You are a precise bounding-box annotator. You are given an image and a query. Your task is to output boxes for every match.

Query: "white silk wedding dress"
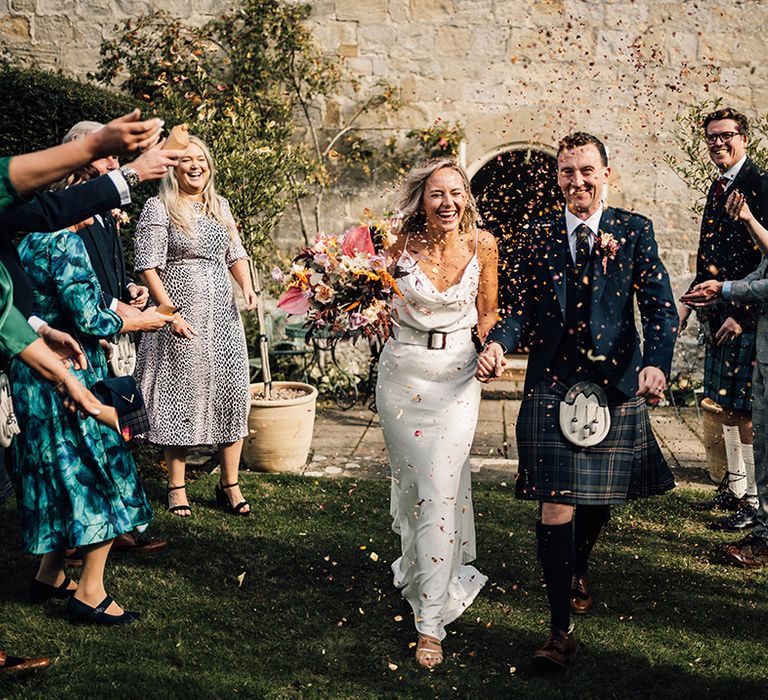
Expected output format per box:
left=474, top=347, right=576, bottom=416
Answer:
left=376, top=240, right=487, bottom=642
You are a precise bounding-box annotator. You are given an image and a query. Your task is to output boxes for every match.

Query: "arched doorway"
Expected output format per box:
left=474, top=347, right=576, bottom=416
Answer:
left=470, top=147, right=562, bottom=332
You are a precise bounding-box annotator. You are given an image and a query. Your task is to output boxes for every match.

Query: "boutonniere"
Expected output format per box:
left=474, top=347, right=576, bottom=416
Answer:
left=597, top=232, right=620, bottom=273
left=111, top=208, right=131, bottom=229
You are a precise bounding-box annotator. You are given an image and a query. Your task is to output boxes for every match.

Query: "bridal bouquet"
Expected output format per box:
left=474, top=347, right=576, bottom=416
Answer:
left=275, top=213, right=402, bottom=341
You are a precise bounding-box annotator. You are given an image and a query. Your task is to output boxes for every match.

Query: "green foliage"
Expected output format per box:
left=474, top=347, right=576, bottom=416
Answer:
left=91, top=1, right=341, bottom=255
left=328, top=119, right=467, bottom=190
left=406, top=120, right=465, bottom=159
left=664, top=98, right=768, bottom=214
left=0, top=64, right=135, bottom=154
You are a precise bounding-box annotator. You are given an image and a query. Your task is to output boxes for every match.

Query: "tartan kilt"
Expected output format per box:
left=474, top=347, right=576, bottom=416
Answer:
left=702, top=330, right=755, bottom=412
left=515, top=381, right=675, bottom=505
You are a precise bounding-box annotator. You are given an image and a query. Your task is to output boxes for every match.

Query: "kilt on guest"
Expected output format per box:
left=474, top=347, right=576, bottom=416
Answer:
left=681, top=108, right=768, bottom=528
left=477, top=132, right=678, bottom=670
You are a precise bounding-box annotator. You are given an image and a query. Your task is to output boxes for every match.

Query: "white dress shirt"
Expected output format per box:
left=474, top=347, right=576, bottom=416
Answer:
left=565, top=206, right=603, bottom=263
left=719, top=154, right=747, bottom=193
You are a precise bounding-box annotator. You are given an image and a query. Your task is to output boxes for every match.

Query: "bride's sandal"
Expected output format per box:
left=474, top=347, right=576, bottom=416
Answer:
left=415, top=634, right=443, bottom=669
left=167, top=484, right=191, bottom=517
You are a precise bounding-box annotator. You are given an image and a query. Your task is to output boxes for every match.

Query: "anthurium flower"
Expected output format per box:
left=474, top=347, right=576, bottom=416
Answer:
left=277, top=285, right=312, bottom=315
left=341, top=226, right=375, bottom=257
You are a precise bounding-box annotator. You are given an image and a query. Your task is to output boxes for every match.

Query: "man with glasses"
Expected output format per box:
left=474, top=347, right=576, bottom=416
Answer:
left=682, top=108, right=768, bottom=530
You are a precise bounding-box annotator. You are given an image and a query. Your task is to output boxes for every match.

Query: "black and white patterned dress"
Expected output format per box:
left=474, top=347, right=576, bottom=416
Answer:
left=133, top=196, right=250, bottom=446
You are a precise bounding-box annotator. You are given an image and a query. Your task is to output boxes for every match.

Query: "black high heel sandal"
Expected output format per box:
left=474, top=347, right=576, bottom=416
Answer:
left=215, top=481, right=250, bottom=516
left=167, top=483, right=192, bottom=516
left=29, top=576, right=76, bottom=604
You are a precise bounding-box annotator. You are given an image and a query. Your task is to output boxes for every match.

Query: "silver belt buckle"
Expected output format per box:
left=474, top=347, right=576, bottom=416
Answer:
left=427, top=330, right=447, bottom=350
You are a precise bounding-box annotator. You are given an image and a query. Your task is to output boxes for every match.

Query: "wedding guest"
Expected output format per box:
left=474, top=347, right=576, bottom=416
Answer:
left=133, top=136, right=256, bottom=517
left=12, top=219, right=172, bottom=625
left=0, top=137, right=181, bottom=559
left=683, top=189, right=768, bottom=568
left=376, top=158, right=498, bottom=668
left=0, top=121, right=159, bottom=645
left=682, top=108, right=768, bottom=528
left=478, top=132, right=677, bottom=670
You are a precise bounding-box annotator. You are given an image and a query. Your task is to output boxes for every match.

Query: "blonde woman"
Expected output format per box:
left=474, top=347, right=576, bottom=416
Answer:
left=134, top=137, right=257, bottom=516
left=376, top=159, right=499, bottom=668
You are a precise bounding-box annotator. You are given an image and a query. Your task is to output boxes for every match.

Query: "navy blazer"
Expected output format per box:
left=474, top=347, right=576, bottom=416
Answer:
left=487, top=207, right=678, bottom=396
left=0, top=175, right=121, bottom=316
left=75, top=212, right=131, bottom=307
left=690, top=156, right=768, bottom=331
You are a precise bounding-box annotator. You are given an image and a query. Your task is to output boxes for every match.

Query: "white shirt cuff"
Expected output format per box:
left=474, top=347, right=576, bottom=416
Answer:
left=722, top=281, right=733, bottom=300
left=107, top=170, right=132, bottom=206
left=28, top=316, right=47, bottom=333
left=109, top=297, right=119, bottom=311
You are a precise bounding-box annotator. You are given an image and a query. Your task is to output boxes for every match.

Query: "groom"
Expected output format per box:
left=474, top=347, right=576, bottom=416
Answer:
left=477, top=132, right=678, bottom=669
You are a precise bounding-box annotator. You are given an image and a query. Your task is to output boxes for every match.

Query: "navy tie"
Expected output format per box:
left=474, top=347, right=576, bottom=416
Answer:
left=574, top=223, right=591, bottom=275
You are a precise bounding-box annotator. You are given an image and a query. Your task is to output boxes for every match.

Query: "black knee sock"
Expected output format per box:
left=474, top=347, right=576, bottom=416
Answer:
left=574, top=505, right=611, bottom=575
left=536, top=520, right=574, bottom=633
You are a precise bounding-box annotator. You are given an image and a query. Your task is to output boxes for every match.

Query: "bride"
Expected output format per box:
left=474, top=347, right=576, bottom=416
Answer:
left=377, top=158, right=499, bottom=668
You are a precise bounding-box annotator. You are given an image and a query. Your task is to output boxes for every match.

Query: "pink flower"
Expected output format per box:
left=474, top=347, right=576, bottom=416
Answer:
left=341, top=226, right=375, bottom=257
left=277, top=286, right=311, bottom=315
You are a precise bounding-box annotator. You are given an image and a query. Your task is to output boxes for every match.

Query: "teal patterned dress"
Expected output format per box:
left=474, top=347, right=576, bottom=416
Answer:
left=10, top=229, right=153, bottom=555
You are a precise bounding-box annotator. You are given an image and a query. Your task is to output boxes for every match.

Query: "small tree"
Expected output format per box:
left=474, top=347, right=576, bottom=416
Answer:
left=92, top=1, right=401, bottom=397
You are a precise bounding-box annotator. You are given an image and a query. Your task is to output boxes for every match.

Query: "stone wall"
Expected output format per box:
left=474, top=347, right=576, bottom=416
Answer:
left=0, top=1, right=233, bottom=74
left=3, top=0, right=768, bottom=294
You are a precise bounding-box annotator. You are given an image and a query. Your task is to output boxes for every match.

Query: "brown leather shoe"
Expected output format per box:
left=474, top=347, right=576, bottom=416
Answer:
left=111, top=532, right=169, bottom=554
left=719, top=534, right=768, bottom=568
left=0, top=649, right=50, bottom=674
left=532, top=628, right=577, bottom=670
left=570, top=574, right=593, bottom=614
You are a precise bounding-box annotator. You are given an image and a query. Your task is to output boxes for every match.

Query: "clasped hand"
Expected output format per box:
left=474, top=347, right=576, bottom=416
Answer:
left=475, top=342, right=506, bottom=383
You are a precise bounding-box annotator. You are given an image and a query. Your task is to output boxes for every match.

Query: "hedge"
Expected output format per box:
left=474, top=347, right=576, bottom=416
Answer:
left=0, top=65, right=139, bottom=154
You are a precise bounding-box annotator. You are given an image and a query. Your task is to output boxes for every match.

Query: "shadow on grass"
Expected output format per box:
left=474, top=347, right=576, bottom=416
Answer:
left=1, top=477, right=767, bottom=698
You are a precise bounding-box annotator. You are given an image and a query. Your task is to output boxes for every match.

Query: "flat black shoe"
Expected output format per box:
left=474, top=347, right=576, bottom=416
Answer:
left=215, top=481, right=250, bottom=516
left=691, top=489, right=741, bottom=512
left=67, top=596, right=140, bottom=626
left=708, top=505, right=757, bottom=531
left=29, top=576, right=76, bottom=604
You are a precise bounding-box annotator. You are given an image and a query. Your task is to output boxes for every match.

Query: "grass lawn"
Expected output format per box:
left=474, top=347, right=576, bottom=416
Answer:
left=1, top=473, right=767, bottom=699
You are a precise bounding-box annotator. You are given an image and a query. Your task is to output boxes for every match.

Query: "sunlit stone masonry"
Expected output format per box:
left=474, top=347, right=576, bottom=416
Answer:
left=4, top=0, right=768, bottom=293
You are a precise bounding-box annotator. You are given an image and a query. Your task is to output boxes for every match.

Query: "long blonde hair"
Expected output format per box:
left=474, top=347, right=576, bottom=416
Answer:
left=158, top=136, right=238, bottom=239
left=396, top=158, right=480, bottom=237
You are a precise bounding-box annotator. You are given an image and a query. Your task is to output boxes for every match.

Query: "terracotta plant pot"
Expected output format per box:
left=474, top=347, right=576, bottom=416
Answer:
left=242, top=381, right=318, bottom=473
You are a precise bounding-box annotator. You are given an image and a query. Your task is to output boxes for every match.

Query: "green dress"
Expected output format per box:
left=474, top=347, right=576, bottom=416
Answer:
left=0, top=156, right=38, bottom=358
left=11, top=229, right=153, bottom=555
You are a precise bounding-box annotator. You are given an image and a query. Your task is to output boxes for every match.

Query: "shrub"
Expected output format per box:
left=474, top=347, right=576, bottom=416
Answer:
left=0, top=64, right=136, bottom=154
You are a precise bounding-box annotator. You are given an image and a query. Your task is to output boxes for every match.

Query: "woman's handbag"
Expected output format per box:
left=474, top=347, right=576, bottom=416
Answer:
left=109, top=333, right=137, bottom=377
left=558, top=381, right=611, bottom=448
left=91, top=374, right=150, bottom=441
left=0, top=371, right=20, bottom=447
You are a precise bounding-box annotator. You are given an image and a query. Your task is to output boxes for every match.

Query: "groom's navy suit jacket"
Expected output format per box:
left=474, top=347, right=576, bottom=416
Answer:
left=487, top=207, right=678, bottom=397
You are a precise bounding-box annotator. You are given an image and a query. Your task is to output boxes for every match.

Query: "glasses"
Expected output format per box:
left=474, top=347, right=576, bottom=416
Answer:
left=705, top=131, right=741, bottom=145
